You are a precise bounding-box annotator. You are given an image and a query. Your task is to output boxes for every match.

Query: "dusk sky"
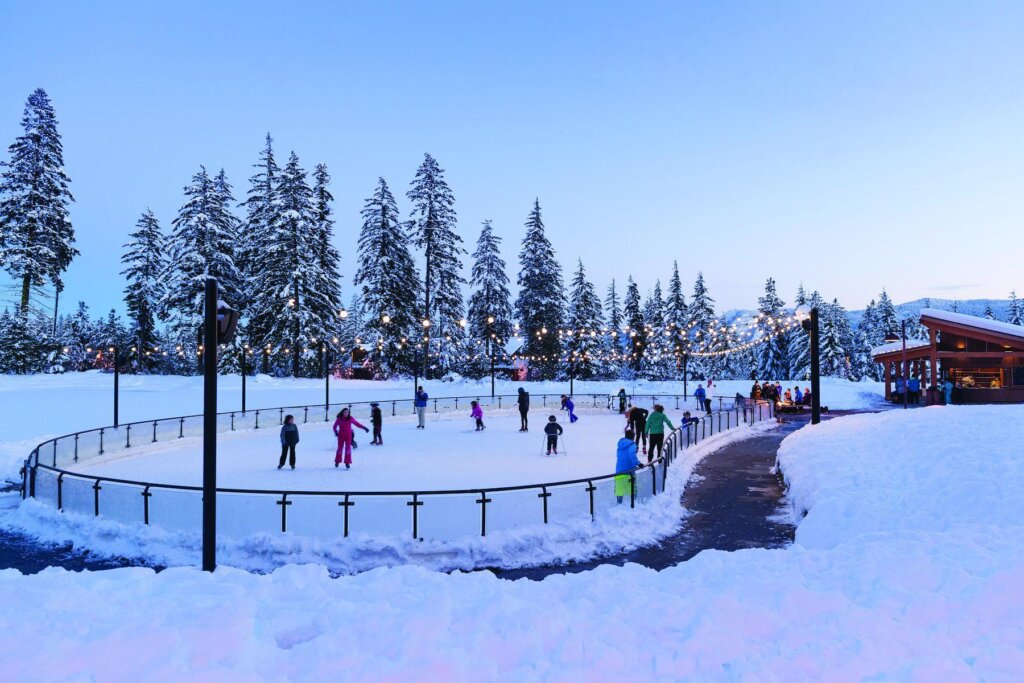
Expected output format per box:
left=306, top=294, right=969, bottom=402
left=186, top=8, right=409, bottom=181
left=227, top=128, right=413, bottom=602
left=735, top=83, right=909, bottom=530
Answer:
left=2, top=0, right=1022, bottom=316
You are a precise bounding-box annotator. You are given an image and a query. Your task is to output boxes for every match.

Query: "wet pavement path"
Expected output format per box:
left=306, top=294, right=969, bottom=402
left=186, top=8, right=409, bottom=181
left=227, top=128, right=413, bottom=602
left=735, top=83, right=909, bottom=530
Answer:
left=494, top=414, right=842, bottom=580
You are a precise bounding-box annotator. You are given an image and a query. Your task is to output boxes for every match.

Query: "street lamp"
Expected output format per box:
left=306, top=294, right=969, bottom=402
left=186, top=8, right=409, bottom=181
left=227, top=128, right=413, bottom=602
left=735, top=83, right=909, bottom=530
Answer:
left=883, top=321, right=908, bottom=410
left=486, top=315, right=496, bottom=398
left=794, top=305, right=821, bottom=425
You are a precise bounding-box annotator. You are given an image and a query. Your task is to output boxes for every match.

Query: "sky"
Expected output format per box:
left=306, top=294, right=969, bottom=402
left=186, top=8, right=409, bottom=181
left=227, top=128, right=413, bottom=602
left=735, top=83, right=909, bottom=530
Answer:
left=1, top=0, right=1022, bottom=318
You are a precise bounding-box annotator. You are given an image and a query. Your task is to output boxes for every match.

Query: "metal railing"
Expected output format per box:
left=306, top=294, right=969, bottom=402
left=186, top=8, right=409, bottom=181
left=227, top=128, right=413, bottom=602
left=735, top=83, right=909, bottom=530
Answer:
left=21, top=394, right=774, bottom=542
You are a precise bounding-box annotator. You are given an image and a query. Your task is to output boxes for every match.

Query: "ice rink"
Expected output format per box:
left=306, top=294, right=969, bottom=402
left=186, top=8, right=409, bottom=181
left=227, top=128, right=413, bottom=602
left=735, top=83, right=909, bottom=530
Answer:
left=68, top=407, right=668, bottom=491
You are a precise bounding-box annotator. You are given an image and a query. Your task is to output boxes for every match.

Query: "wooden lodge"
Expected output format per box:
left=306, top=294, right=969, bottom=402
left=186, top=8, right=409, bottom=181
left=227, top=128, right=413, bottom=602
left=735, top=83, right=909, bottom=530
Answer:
left=872, top=308, right=1024, bottom=404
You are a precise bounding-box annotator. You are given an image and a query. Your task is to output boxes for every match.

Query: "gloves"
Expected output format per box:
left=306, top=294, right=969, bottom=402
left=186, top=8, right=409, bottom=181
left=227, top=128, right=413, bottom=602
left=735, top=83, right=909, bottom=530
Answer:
left=363, top=427, right=369, bottom=433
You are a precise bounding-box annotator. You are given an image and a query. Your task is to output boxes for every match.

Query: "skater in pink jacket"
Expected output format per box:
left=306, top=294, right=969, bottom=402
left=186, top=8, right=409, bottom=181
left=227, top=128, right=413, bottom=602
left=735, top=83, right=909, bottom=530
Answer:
left=470, top=400, right=485, bottom=431
left=333, top=408, right=369, bottom=469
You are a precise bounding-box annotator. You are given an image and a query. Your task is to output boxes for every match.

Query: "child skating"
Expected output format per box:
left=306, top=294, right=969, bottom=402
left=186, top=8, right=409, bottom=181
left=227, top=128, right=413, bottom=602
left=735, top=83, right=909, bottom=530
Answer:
left=333, top=407, right=369, bottom=469
left=370, top=402, right=383, bottom=445
left=615, top=429, right=641, bottom=503
left=560, top=394, right=578, bottom=424
left=471, top=400, right=486, bottom=431
left=544, top=415, right=563, bottom=455
left=277, top=414, right=299, bottom=469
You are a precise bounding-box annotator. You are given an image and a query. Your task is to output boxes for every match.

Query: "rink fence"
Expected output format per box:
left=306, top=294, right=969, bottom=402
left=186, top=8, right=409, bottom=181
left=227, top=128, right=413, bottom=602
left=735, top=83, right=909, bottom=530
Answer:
left=21, top=393, right=773, bottom=542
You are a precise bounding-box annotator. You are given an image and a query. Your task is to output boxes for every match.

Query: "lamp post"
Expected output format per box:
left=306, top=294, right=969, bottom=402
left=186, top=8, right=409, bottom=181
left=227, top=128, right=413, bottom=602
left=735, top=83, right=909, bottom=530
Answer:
left=795, top=305, right=821, bottom=425
left=241, top=345, right=248, bottom=413
left=884, top=321, right=909, bottom=410
left=487, top=315, right=496, bottom=398
left=323, top=344, right=330, bottom=413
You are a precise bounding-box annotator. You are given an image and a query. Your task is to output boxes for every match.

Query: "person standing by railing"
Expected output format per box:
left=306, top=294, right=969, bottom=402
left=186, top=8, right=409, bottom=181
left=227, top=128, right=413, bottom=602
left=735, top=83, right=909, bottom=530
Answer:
left=694, top=383, right=706, bottom=412
left=704, top=379, right=715, bottom=415
left=615, top=429, right=640, bottom=503
left=277, top=414, right=299, bottom=470
left=415, top=386, right=428, bottom=429
left=644, top=404, right=675, bottom=463
left=370, top=403, right=383, bottom=445
left=627, top=404, right=648, bottom=455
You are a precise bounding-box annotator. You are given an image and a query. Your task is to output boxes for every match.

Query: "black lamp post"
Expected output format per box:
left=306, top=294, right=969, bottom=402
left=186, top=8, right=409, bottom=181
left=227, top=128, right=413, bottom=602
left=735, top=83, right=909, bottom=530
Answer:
left=795, top=305, right=821, bottom=425
left=112, top=345, right=120, bottom=427
left=486, top=315, right=496, bottom=398
left=240, top=345, right=248, bottom=414
left=884, top=321, right=908, bottom=410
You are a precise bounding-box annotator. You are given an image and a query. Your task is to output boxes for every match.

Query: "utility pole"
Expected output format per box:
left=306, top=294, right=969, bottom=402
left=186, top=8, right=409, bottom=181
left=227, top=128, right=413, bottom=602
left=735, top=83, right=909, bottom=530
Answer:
left=202, top=278, right=218, bottom=572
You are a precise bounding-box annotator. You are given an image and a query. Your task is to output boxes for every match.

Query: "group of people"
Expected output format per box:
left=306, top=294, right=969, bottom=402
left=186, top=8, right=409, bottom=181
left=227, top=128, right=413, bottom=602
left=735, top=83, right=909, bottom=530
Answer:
left=750, top=380, right=812, bottom=407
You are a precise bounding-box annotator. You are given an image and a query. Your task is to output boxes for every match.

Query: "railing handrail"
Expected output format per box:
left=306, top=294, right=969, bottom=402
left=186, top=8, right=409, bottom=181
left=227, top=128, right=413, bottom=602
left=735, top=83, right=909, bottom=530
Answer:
left=23, top=394, right=771, bottom=499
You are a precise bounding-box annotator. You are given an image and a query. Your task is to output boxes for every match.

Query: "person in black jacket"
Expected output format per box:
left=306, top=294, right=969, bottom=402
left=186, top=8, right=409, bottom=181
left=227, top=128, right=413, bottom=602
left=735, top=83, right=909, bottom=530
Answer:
left=370, top=403, right=383, bottom=445
left=278, top=414, right=299, bottom=469
left=628, top=404, right=649, bottom=454
left=517, top=387, right=530, bottom=431
left=544, top=415, right=563, bottom=455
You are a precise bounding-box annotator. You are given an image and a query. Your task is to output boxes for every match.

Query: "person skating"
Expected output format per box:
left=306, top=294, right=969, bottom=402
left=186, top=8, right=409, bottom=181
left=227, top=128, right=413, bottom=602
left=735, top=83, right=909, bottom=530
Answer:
left=370, top=402, right=383, bottom=445
left=517, top=387, right=530, bottom=431
left=560, top=394, right=578, bottom=423
left=628, top=403, right=649, bottom=454
left=278, top=414, right=299, bottom=470
left=544, top=415, right=563, bottom=455
left=471, top=400, right=486, bottom=431
left=415, top=386, right=428, bottom=429
left=694, top=383, right=706, bottom=412
left=615, top=429, right=641, bottom=503
left=704, top=379, right=715, bottom=415
left=644, top=404, right=675, bottom=463
left=333, top=408, right=369, bottom=469
left=617, top=388, right=628, bottom=414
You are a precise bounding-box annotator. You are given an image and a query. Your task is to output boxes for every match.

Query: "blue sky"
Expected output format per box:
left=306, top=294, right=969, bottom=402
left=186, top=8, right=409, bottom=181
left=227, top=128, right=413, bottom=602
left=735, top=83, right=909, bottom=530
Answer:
left=1, top=1, right=1022, bottom=316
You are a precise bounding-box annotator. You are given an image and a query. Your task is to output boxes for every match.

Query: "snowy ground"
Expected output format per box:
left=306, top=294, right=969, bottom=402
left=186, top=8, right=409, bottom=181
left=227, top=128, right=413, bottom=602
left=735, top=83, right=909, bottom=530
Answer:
left=1, top=404, right=1022, bottom=680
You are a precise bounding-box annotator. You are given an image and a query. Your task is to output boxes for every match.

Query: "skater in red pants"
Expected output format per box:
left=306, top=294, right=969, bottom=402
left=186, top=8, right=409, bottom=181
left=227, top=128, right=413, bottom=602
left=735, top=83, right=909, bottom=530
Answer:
left=333, top=408, right=369, bottom=469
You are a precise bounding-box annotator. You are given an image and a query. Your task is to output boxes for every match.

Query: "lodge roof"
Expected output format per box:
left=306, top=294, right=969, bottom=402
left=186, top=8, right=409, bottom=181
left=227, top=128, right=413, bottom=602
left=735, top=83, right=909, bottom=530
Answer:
left=919, top=308, right=1024, bottom=341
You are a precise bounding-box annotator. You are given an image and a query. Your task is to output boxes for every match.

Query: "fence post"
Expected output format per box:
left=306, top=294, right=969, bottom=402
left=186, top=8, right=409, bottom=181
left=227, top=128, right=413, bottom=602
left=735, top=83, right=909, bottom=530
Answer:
left=179, top=418, right=185, bottom=438
left=538, top=486, right=550, bottom=523
left=407, top=494, right=423, bottom=539
left=93, top=479, right=102, bottom=516
left=142, top=485, right=152, bottom=524
left=277, top=493, right=292, bottom=532
left=231, top=413, right=235, bottom=431
left=99, top=428, right=105, bottom=455
left=630, top=472, right=636, bottom=508
left=476, top=491, right=492, bottom=536
left=74, top=433, right=79, bottom=462
left=255, top=410, right=260, bottom=430
left=125, top=425, right=132, bottom=449
left=152, top=421, right=158, bottom=443
left=392, top=401, right=396, bottom=417
left=586, top=480, right=596, bottom=519
left=338, top=495, right=354, bottom=537
left=57, top=472, right=64, bottom=510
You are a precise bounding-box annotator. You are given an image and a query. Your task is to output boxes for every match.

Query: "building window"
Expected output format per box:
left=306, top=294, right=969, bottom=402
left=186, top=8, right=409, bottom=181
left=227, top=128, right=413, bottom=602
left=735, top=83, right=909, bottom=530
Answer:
left=1013, top=367, right=1024, bottom=387
left=950, top=368, right=1004, bottom=389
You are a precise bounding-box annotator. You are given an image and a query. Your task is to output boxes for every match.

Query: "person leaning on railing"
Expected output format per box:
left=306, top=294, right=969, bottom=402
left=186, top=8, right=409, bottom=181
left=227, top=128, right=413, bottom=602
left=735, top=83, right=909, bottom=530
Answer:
left=644, top=404, right=675, bottom=464
left=615, top=429, right=641, bottom=503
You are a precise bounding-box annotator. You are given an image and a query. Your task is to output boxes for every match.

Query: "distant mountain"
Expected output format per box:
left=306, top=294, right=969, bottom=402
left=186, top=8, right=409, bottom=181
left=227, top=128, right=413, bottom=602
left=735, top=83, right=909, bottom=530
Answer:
left=847, top=298, right=1011, bottom=329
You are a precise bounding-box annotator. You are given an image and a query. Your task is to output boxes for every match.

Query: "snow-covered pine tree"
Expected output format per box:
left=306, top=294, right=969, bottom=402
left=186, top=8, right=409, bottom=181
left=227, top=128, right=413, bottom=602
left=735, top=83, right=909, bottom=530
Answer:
left=237, top=134, right=280, bottom=356
left=875, top=290, right=899, bottom=339
left=466, top=220, right=514, bottom=380
left=664, top=262, right=689, bottom=379
left=1009, top=291, right=1024, bottom=326
left=353, top=178, right=421, bottom=377
left=0, top=89, right=76, bottom=315
left=787, top=284, right=810, bottom=380
left=984, top=304, right=996, bottom=320
left=755, top=277, right=789, bottom=380
left=120, top=209, right=166, bottom=373
left=564, top=259, right=606, bottom=380
left=605, top=280, right=622, bottom=331
left=641, top=281, right=672, bottom=379
left=247, top=152, right=323, bottom=377
left=0, top=308, right=47, bottom=374
left=855, top=299, right=882, bottom=380
left=337, top=292, right=365, bottom=370
left=308, top=162, right=343, bottom=376
left=407, top=153, right=465, bottom=378
left=515, top=199, right=564, bottom=379
left=603, top=279, right=624, bottom=375
left=687, top=272, right=716, bottom=378
left=820, top=301, right=849, bottom=378
left=162, top=166, right=243, bottom=372
left=622, top=277, right=644, bottom=376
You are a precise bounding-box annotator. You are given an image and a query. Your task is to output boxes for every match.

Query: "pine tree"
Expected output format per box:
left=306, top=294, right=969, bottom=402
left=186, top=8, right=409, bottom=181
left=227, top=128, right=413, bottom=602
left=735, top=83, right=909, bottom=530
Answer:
left=0, top=89, right=76, bottom=314
left=665, top=262, right=689, bottom=379
left=855, top=299, right=882, bottom=380
left=120, top=209, right=165, bottom=373
left=0, top=308, right=47, bottom=374
left=820, top=301, right=849, bottom=378
left=238, top=134, right=280, bottom=355
left=466, top=220, right=514, bottom=380
left=353, top=178, right=421, bottom=376
left=162, top=166, right=243, bottom=371
left=787, top=284, right=810, bottom=381
left=984, top=304, right=996, bottom=320
left=605, top=279, right=622, bottom=331
left=756, top=277, right=789, bottom=380
left=687, top=272, right=716, bottom=378
left=641, top=281, right=673, bottom=379
left=876, top=290, right=899, bottom=339
left=1009, top=291, right=1023, bottom=326
left=622, top=277, right=644, bottom=376
left=514, top=199, right=564, bottom=378
left=309, top=162, right=343, bottom=376
left=407, top=153, right=464, bottom=378
left=564, top=259, right=606, bottom=380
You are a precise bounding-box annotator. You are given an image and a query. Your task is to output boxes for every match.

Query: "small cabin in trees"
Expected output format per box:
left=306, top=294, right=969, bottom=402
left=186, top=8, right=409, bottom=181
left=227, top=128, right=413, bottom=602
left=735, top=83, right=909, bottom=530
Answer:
left=873, top=308, right=1024, bottom=403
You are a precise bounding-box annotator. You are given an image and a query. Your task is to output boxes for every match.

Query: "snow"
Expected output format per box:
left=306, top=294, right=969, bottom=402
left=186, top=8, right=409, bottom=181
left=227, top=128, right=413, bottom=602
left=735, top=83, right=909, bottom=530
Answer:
left=2, top=405, right=1023, bottom=679
left=921, top=306, right=1024, bottom=339
left=869, top=338, right=930, bottom=357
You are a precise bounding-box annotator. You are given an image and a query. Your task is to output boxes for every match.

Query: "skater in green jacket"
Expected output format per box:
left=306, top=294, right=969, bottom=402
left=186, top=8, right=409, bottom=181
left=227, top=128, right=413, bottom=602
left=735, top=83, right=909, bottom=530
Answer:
left=644, top=404, right=675, bottom=463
